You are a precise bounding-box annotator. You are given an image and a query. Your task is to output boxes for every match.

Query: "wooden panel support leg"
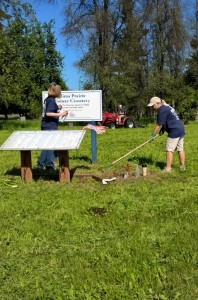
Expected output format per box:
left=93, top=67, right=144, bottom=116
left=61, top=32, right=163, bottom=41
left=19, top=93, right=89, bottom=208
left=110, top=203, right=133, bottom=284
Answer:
left=20, top=150, right=33, bottom=182
left=58, top=150, right=70, bottom=182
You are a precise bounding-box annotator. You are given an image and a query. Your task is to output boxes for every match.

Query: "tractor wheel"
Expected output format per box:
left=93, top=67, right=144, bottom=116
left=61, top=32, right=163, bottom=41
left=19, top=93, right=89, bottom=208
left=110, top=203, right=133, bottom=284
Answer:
left=125, top=119, right=134, bottom=128
left=108, top=122, right=116, bottom=129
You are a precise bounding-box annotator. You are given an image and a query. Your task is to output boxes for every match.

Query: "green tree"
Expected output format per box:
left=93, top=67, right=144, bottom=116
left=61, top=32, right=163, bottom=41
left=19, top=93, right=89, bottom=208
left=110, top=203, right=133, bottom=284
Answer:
left=44, top=0, right=197, bottom=120
left=0, top=0, right=67, bottom=118
left=184, top=0, right=198, bottom=120
left=43, top=21, right=67, bottom=88
left=142, top=0, right=186, bottom=97
left=61, top=0, right=148, bottom=114
left=109, top=0, right=147, bottom=116
left=66, top=0, right=114, bottom=109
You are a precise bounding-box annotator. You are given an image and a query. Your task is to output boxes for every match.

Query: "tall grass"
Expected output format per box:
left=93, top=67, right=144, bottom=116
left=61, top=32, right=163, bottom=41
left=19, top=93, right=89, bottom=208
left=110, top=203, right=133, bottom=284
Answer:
left=0, top=120, right=197, bottom=299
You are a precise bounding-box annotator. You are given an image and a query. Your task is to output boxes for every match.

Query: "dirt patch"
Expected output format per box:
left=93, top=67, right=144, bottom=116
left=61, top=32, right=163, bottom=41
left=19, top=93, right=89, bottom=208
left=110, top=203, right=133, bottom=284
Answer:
left=74, top=171, right=161, bottom=183
left=72, top=163, right=174, bottom=183
left=88, top=207, right=106, bottom=216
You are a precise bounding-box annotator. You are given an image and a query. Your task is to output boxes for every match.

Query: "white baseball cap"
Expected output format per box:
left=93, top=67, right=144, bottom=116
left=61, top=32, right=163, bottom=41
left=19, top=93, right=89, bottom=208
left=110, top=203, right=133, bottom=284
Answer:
left=147, top=96, right=161, bottom=107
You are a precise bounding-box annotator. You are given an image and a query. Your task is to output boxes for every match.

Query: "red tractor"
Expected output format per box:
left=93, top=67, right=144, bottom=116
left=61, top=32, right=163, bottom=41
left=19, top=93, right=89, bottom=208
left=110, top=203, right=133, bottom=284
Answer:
left=101, top=111, right=134, bottom=129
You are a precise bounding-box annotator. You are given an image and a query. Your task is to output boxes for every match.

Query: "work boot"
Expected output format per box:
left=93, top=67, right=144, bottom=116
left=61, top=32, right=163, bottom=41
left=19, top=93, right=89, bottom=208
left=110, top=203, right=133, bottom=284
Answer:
left=161, top=167, right=172, bottom=172
left=180, top=165, right=186, bottom=171
left=35, top=163, right=44, bottom=169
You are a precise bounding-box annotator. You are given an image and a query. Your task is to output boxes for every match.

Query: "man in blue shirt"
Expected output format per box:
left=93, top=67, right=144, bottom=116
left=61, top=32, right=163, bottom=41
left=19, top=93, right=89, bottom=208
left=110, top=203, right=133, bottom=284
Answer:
left=148, top=96, right=185, bottom=172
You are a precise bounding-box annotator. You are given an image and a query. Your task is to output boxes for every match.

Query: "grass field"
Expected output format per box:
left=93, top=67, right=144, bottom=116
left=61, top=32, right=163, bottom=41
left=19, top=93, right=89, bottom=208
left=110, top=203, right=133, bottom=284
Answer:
left=0, top=120, right=197, bottom=299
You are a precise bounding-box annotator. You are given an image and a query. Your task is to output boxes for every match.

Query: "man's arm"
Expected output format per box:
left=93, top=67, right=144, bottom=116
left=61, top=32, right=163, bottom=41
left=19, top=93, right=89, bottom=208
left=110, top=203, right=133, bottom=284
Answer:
left=149, top=124, right=161, bottom=142
left=153, top=124, right=161, bottom=135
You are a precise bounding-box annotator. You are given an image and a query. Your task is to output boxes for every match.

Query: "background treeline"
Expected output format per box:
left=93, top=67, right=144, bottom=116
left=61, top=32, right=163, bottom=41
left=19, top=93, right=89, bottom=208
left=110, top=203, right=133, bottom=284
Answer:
left=0, top=0, right=198, bottom=122
left=61, top=0, right=198, bottom=122
left=0, top=0, right=67, bottom=119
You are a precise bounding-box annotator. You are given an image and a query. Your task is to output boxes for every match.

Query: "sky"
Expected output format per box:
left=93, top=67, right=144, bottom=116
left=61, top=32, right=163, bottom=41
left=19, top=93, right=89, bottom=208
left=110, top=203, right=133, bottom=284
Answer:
left=25, top=0, right=84, bottom=90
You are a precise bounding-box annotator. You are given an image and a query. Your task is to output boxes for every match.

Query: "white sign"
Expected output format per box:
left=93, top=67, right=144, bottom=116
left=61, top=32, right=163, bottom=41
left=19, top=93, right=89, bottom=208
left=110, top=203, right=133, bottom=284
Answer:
left=42, top=90, right=102, bottom=121
left=0, top=131, right=86, bottom=150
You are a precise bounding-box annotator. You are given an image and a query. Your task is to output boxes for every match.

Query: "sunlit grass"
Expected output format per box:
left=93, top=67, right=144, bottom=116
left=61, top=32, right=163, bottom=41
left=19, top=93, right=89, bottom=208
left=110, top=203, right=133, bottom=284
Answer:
left=0, top=121, right=197, bottom=299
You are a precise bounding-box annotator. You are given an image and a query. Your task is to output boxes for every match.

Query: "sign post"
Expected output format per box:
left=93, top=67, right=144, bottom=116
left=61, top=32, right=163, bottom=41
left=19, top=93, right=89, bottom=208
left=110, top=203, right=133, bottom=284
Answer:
left=91, top=121, right=97, bottom=163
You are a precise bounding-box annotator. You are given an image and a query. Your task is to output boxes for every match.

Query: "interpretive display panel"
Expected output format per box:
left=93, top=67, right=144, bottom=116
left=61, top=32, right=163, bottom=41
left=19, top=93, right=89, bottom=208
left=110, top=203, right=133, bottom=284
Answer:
left=0, top=130, right=86, bottom=150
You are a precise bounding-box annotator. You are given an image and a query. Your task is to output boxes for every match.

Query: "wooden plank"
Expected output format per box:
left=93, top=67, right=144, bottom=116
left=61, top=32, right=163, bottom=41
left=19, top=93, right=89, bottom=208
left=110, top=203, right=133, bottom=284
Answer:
left=58, top=150, right=70, bottom=182
left=20, top=150, right=32, bottom=182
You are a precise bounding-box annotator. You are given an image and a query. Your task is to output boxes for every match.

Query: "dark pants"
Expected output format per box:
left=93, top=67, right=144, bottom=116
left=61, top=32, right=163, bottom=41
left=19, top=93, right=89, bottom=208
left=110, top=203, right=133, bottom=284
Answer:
left=37, top=150, right=56, bottom=168
left=37, top=126, right=58, bottom=168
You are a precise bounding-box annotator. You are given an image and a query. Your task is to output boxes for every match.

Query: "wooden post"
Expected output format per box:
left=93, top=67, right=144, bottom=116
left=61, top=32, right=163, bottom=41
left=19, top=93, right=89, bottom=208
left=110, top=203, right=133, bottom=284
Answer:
left=58, top=150, right=70, bottom=182
left=20, top=150, right=33, bottom=182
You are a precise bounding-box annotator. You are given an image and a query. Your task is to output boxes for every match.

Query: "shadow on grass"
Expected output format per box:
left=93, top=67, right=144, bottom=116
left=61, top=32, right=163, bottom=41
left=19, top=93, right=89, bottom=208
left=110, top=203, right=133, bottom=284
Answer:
left=70, top=155, right=92, bottom=163
left=155, top=161, right=165, bottom=169
left=70, top=165, right=91, bottom=180
left=5, top=167, right=60, bottom=182
left=128, top=155, right=165, bottom=169
left=127, top=156, right=153, bottom=165
left=5, top=165, right=91, bottom=182
left=5, top=167, right=21, bottom=177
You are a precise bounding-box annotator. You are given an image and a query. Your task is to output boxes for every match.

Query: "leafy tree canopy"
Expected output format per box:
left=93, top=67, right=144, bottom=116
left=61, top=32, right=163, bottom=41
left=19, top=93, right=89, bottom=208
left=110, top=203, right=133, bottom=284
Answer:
left=0, top=0, right=68, bottom=118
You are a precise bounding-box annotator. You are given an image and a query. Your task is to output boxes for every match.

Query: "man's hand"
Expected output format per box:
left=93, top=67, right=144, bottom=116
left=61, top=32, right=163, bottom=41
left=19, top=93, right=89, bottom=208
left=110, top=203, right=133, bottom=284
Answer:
left=149, top=133, right=156, bottom=142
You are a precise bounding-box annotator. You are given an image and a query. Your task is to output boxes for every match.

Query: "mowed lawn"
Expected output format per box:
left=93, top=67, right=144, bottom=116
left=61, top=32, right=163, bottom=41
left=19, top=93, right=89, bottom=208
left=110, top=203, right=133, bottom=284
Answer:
left=0, top=121, right=197, bottom=299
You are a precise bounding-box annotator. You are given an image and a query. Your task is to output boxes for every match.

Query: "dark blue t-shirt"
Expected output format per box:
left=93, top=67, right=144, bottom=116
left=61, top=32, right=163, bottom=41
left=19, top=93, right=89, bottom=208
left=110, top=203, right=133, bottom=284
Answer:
left=41, top=96, right=59, bottom=130
left=157, top=105, right=185, bottom=138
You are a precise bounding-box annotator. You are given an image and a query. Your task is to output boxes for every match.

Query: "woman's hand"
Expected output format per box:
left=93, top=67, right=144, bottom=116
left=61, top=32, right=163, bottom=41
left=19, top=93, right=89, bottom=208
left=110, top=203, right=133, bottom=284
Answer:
left=46, top=110, right=68, bottom=117
left=61, top=110, right=68, bottom=117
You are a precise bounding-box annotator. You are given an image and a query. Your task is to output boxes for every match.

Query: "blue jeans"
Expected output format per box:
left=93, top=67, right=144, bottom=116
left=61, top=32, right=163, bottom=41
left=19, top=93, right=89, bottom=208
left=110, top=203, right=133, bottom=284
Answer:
left=37, top=150, right=56, bottom=168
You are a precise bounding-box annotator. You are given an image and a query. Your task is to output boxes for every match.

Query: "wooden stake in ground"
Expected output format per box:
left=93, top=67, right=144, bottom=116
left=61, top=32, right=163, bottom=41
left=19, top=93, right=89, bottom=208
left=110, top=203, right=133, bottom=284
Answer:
left=20, top=150, right=33, bottom=182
